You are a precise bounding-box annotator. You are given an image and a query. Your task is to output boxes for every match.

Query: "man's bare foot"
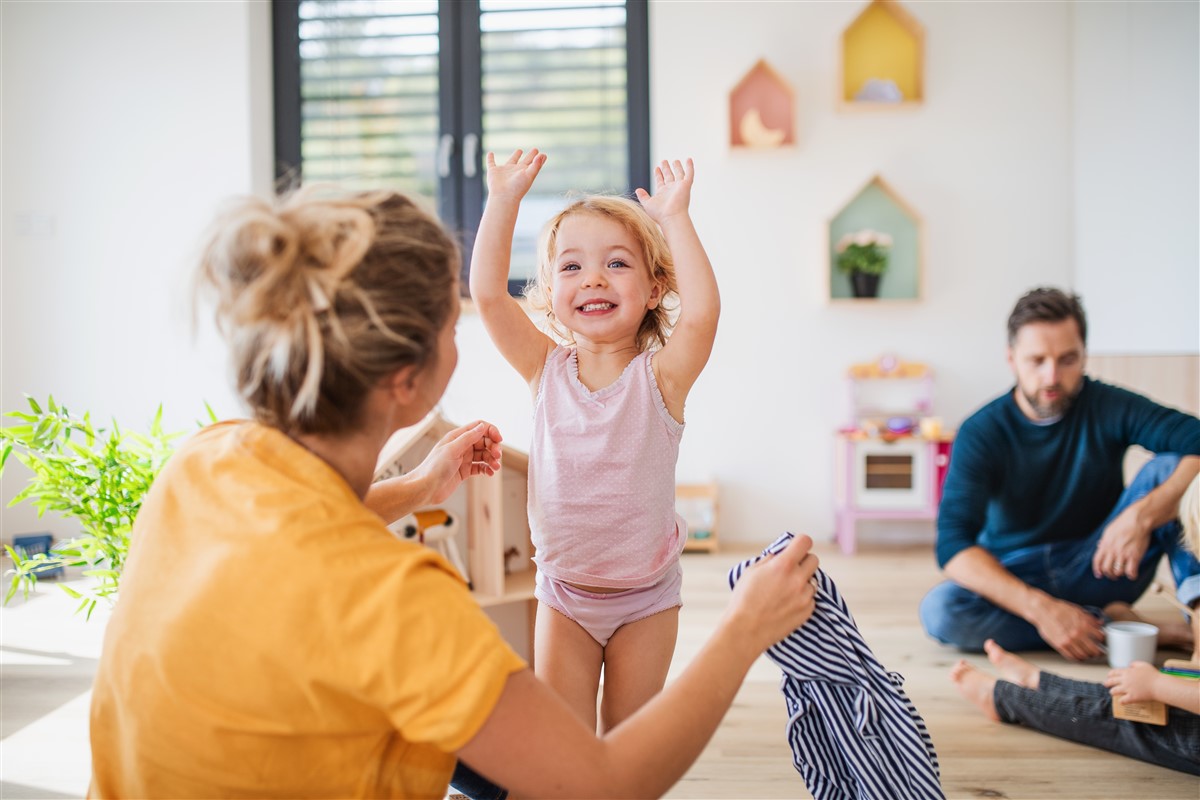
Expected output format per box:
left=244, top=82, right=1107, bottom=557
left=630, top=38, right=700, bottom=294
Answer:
left=950, top=659, right=1000, bottom=722
left=1104, top=601, right=1195, bottom=651
left=984, top=639, right=1040, bottom=690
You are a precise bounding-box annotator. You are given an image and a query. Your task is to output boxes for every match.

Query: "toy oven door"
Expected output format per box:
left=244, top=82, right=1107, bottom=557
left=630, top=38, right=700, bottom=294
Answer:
left=851, top=438, right=929, bottom=510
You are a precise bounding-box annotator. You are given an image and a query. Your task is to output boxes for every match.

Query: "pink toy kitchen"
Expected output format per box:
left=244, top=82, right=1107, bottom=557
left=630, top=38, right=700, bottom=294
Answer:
left=834, top=354, right=954, bottom=554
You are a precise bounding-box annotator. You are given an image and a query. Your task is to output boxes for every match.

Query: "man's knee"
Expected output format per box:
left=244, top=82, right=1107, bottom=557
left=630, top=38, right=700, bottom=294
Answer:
left=1130, top=453, right=1182, bottom=490
left=919, top=582, right=973, bottom=647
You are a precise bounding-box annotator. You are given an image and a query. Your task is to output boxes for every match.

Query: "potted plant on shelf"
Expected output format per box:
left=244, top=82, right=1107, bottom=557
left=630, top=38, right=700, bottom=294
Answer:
left=836, top=229, right=893, bottom=298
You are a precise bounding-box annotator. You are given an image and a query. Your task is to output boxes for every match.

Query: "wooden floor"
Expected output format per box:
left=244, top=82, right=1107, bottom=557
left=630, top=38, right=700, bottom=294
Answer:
left=3, top=540, right=1195, bottom=799
left=663, top=541, right=1197, bottom=800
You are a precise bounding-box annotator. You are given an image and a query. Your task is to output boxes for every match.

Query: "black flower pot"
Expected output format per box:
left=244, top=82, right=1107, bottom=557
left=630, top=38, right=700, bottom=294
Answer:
left=850, top=271, right=881, bottom=298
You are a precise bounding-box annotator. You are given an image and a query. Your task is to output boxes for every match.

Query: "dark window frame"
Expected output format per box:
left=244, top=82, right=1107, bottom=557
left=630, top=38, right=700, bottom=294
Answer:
left=270, top=0, right=651, bottom=294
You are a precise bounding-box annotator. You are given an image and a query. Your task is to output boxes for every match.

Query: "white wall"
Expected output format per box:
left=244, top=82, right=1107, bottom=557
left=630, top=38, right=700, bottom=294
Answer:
left=445, top=0, right=1076, bottom=544
left=1072, top=1, right=1200, bottom=354
left=1, top=1, right=272, bottom=541
left=2, top=1, right=1196, bottom=547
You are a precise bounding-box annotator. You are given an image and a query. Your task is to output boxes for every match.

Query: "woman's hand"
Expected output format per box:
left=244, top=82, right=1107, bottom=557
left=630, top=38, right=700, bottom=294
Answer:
left=635, top=158, right=694, bottom=226
left=484, top=148, right=547, bottom=204
left=1104, top=661, right=1161, bottom=704
left=726, top=534, right=820, bottom=652
left=415, top=420, right=503, bottom=507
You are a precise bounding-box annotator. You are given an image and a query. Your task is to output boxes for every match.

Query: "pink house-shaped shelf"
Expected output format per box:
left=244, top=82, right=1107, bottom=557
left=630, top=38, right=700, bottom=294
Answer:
left=729, top=59, right=796, bottom=148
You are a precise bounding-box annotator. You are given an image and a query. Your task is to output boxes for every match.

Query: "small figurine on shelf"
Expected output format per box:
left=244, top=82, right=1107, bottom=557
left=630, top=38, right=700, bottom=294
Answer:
left=836, top=229, right=892, bottom=298
left=391, top=509, right=471, bottom=590
left=503, top=546, right=521, bottom=576
left=854, top=77, right=904, bottom=103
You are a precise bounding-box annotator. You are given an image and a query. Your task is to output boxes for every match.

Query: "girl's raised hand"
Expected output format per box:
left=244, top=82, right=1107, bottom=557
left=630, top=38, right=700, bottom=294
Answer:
left=635, top=158, right=694, bottom=225
left=485, top=148, right=548, bottom=203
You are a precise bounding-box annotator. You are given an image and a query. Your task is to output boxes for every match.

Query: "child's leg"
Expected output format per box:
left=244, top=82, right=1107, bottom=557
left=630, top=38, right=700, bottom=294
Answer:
left=993, top=672, right=1200, bottom=775
left=533, top=600, right=604, bottom=730
left=598, top=606, right=679, bottom=734
left=983, top=639, right=1041, bottom=689
left=949, top=660, right=1001, bottom=721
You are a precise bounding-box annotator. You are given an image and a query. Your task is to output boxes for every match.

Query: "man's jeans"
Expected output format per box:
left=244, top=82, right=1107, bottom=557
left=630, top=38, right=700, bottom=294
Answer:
left=919, top=453, right=1200, bottom=652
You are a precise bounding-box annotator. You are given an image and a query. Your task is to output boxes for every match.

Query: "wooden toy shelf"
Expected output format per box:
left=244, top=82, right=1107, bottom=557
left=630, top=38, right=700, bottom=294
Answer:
left=677, top=482, right=719, bottom=553
left=375, top=412, right=535, bottom=658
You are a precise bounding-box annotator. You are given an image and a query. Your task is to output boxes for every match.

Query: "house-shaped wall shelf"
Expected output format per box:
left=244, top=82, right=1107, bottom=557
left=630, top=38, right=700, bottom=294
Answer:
left=840, top=0, right=925, bottom=107
left=827, top=175, right=923, bottom=302
left=729, top=59, right=796, bottom=148
left=374, top=411, right=535, bottom=658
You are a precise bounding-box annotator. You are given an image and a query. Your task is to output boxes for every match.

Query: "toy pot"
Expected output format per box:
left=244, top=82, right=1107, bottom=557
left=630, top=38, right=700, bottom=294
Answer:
left=851, top=271, right=881, bottom=298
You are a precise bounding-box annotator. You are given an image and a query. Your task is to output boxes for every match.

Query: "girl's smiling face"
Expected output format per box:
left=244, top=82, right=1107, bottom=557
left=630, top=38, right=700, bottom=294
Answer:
left=549, top=213, right=661, bottom=347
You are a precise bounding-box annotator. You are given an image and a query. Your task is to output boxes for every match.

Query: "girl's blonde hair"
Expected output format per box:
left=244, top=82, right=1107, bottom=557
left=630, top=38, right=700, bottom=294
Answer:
left=1180, top=473, right=1200, bottom=559
left=195, top=187, right=458, bottom=435
left=524, top=196, right=678, bottom=351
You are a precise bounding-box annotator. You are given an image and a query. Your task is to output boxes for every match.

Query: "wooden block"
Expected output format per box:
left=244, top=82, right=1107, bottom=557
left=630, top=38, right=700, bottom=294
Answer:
left=1112, top=696, right=1168, bottom=725
left=1162, top=658, right=1199, bottom=670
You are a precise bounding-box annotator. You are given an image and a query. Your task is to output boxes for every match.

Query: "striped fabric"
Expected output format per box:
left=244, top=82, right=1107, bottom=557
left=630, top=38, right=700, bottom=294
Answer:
left=728, top=533, right=945, bottom=800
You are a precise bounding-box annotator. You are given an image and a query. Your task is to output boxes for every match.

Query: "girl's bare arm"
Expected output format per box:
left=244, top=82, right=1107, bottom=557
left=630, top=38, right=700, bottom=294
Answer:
left=469, top=148, right=556, bottom=384
left=636, top=159, right=719, bottom=421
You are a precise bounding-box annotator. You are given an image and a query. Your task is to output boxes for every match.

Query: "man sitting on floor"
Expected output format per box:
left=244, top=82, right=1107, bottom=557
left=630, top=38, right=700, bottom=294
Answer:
left=919, top=287, right=1200, bottom=661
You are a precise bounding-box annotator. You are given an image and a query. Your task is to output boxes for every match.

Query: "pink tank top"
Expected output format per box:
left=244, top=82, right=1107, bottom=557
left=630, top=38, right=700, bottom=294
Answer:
left=529, top=346, right=686, bottom=589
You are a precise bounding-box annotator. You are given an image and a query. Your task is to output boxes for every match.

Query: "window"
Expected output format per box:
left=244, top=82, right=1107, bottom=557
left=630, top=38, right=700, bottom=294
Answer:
left=273, top=0, right=650, bottom=294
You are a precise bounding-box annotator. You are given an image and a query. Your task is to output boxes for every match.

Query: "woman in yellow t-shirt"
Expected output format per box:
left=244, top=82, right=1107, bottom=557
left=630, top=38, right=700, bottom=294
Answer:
left=88, top=185, right=821, bottom=799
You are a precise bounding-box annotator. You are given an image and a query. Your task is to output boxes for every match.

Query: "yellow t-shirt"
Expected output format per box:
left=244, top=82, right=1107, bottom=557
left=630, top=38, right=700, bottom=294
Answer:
left=89, top=421, right=526, bottom=799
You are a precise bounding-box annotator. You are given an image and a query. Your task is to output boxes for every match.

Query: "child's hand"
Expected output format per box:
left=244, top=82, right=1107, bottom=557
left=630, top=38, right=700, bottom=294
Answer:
left=417, top=420, right=504, bottom=506
left=635, top=158, right=694, bottom=225
left=1104, top=661, right=1161, bottom=704
left=485, top=148, right=547, bottom=203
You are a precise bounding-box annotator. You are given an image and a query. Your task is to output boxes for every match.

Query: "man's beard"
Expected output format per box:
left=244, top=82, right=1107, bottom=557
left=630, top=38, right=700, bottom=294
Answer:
left=1021, top=384, right=1076, bottom=420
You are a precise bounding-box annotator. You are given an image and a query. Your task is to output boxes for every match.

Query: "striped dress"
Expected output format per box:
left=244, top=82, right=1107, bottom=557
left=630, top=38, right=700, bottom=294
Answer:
left=728, top=533, right=945, bottom=800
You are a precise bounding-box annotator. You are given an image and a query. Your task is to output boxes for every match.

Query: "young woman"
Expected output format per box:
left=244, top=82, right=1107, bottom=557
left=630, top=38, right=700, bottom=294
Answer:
left=87, top=186, right=820, bottom=799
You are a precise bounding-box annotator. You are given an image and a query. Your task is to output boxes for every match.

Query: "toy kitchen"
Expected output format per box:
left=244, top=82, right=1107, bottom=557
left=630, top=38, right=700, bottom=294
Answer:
left=833, top=354, right=954, bottom=554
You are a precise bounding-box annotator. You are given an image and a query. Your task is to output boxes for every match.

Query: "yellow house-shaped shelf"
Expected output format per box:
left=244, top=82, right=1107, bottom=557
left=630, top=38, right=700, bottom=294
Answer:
left=827, top=175, right=923, bottom=302
left=374, top=411, right=535, bottom=657
left=729, top=59, right=796, bottom=148
left=840, top=0, right=925, bottom=107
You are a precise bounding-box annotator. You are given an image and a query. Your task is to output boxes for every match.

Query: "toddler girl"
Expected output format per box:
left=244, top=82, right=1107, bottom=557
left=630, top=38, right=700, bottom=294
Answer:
left=470, top=148, right=719, bottom=733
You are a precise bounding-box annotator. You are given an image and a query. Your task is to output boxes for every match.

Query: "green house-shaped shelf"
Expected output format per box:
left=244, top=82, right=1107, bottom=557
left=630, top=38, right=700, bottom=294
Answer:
left=840, top=0, right=925, bottom=107
left=827, top=175, right=923, bottom=302
left=729, top=59, right=796, bottom=148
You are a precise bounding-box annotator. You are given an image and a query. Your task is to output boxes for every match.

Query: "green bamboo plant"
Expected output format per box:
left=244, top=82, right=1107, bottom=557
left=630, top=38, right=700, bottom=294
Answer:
left=0, top=396, right=203, bottom=618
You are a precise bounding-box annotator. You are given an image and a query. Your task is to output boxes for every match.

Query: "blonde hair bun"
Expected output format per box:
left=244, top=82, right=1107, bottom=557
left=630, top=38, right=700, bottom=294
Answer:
left=196, top=187, right=458, bottom=434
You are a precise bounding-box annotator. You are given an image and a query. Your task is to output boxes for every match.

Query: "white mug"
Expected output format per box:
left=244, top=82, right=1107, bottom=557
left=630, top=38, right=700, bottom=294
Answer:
left=1104, top=621, right=1158, bottom=668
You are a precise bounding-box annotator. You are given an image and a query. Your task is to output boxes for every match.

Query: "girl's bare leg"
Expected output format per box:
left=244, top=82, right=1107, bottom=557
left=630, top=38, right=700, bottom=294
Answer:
left=597, top=607, right=679, bottom=734
left=534, top=601, right=604, bottom=731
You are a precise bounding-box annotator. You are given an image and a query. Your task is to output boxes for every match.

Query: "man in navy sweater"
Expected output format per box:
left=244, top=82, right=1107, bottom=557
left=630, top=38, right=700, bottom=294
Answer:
left=920, top=288, right=1200, bottom=661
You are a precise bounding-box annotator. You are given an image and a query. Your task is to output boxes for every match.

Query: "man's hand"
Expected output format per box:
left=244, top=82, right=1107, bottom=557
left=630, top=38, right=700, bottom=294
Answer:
left=1034, top=596, right=1105, bottom=661
left=414, top=421, right=503, bottom=507
left=1092, top=501, right=1150, bottom=580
